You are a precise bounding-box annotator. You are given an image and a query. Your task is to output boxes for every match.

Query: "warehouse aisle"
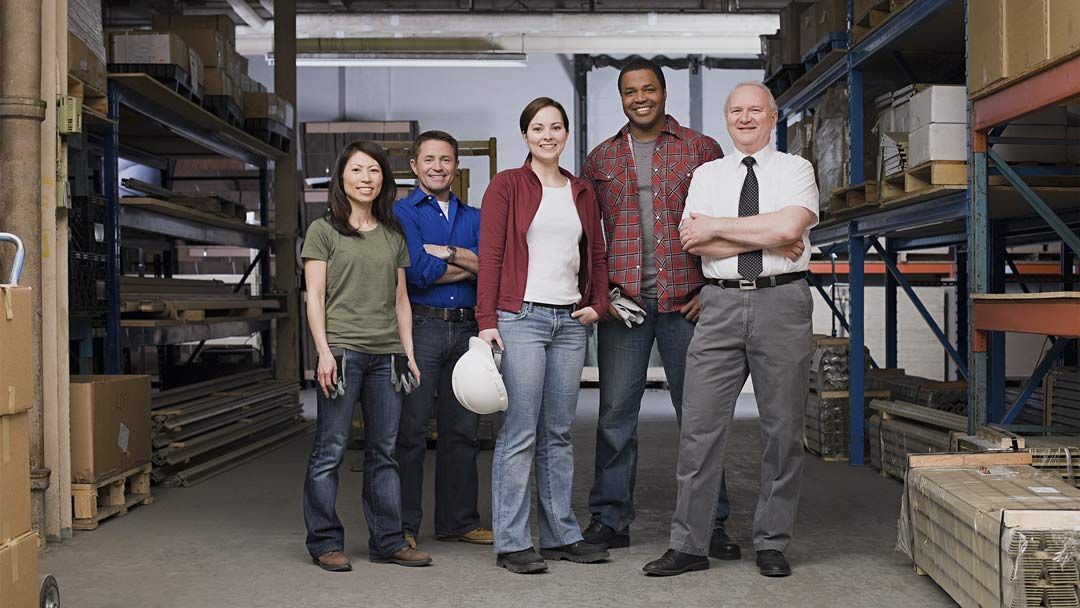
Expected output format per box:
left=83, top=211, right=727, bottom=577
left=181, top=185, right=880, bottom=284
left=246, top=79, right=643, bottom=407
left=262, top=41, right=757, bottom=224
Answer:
left=40, top=389, right=953, bottom=607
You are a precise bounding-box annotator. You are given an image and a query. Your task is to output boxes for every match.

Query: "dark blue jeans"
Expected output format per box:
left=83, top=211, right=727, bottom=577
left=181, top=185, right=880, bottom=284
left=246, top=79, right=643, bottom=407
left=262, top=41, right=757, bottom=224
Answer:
left=591, top=296, right=730, bottom=533
left=396, top=314, right=481, bottom=538
left=303, top=350, right=409, bottom=559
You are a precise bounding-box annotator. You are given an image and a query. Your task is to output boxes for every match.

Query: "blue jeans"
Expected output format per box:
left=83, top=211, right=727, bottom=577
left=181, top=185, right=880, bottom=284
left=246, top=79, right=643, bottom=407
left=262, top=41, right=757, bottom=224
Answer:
left=397, top=314, right=481, bottom=538
left=492, top=303, right=589, bottom=554
left=303, top=350, right=409, bottom=559
left=591, top=297, right=730, bottom=533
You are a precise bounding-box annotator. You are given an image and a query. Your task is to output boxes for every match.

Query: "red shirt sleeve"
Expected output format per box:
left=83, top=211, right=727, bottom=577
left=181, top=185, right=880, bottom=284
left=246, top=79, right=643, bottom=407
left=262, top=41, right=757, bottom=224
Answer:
left=477, top=172, right=510, bottom=331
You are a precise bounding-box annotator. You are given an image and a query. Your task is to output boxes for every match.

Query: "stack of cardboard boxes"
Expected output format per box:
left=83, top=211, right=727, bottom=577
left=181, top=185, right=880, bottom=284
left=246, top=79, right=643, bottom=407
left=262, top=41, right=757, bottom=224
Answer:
left=108, top=31, right=204, bottom=99
left=798, top=0, right=848, bottom=61
left=151, top=14, right=244, bottom=117
left=900, top=85, right=967, bottom=168
left=0, top=283, right=40, bottom=607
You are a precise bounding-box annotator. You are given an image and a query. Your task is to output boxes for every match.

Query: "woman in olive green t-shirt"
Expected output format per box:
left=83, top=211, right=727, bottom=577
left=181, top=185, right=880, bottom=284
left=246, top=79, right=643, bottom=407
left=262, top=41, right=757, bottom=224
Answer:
left=300, top=141, right=431, bottom=570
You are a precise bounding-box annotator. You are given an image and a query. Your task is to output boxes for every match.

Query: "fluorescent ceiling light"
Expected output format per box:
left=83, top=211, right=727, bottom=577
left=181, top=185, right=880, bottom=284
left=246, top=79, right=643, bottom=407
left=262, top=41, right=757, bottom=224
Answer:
left=267, top=52, right=527, bottom=68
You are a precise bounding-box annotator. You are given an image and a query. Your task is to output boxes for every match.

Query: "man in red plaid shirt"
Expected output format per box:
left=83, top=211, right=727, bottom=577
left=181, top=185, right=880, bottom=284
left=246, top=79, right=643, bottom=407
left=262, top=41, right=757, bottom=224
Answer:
left=580, top=58, right=737, bottom=558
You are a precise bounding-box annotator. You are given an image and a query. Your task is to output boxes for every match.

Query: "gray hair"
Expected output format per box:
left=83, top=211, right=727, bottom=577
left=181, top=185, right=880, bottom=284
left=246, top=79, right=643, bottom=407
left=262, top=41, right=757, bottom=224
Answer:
left=725, top=81, right=778, bottom=114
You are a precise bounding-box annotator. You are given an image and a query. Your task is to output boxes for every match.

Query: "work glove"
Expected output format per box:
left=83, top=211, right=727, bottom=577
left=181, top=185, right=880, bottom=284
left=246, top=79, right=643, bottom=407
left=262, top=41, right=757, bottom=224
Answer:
left=391, top=354, right=420, bottom=395
left=609, top=287, right=646, bottom=328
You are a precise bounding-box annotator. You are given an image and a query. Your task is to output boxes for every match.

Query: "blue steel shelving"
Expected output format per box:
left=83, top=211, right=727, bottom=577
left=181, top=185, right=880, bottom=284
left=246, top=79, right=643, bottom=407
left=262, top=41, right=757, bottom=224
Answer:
left=776, top=0, right=1080, bottom=465
left=101, top=73, right=286, bottom=374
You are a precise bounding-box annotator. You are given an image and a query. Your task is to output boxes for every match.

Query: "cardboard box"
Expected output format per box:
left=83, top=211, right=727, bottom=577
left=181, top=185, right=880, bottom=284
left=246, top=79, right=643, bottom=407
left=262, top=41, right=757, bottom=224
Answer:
left=109, top=31, right=190, bottom=67
left=171, top=29, right=225, bottom=68
left=69, top=375, right=152, bottom=483
left=235, top=53, right=249, bottom=76
left=814, top=0, right=848, bottom=43
left=799, top=3, right=819, bottom=58
left=68, top=32, right=108, bottom=92
left=188, top=49, right=203, bottom=96
left=0, top=413, right=30, bottom=546
left=1005, top=0, right=1049, bottom=77
left=152, top=14, right=236, bottom=45
left=907, top=123, right=967, bottom=166
left=1049, top=0, right=1080, bottom=60
left=907, top=85, right=967, bottom=132
left=239, top=72, right=267, bottom=94
left=967, top=0, right=1006, bottom=94
left=202, top=67, right=234, bottom=98
left=0, top=532, right=38, bottom=608
left=243, top=93, right=295, bottom=128
left=780, top=1, right=812, bottom=64
left=0, top=286, right=32, bottom=416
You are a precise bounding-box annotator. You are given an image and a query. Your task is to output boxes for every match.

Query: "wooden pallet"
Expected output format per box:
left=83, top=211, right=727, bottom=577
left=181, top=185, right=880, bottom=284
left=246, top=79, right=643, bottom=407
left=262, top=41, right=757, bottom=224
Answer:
left=829, top=180, right=880, bottom=215
left=764, top=64, right=805, bottom=98
left=881, top=160, right=967, bottom=201
left=68, top=74, right=107, bottom=115
left=72, top=463, right=154, bottom=531
left=852, top=0, right=912, bottom=44
left=245, top=118, right=293, bottom=153
left=801, top=33, right=849, bottom=71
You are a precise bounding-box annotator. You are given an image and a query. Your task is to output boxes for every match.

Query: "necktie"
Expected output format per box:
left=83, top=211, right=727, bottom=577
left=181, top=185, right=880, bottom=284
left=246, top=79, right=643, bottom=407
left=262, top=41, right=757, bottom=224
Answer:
left=738, top=156, right=763, bottom=281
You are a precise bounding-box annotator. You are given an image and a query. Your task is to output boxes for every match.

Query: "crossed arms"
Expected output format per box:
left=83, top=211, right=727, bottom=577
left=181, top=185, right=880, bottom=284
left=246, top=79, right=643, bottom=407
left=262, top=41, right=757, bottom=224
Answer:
left=679, top=206, right=816, bottom=261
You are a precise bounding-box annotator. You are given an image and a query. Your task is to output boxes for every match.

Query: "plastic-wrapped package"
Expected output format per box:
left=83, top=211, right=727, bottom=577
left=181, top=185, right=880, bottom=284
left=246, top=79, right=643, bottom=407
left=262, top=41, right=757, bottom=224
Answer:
left=899, top=456, right=1080, bottom=608
left=811, top=84, right=849, bottom=216
left=69, top=0, right=105, bottom=63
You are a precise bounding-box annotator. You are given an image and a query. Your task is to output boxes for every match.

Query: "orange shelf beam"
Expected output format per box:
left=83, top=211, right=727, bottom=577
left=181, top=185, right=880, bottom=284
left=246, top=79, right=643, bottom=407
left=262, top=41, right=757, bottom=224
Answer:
left=808, top=262, right=1065, bottom=276
left=971, top=293, right=1080, bottom=352
left=972, top=54, right=1080, bottom=131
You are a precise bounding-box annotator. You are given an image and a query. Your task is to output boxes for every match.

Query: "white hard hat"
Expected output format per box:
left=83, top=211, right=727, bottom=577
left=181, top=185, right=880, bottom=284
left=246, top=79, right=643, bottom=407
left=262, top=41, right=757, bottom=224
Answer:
left=452, top=337, right=508, bottom=415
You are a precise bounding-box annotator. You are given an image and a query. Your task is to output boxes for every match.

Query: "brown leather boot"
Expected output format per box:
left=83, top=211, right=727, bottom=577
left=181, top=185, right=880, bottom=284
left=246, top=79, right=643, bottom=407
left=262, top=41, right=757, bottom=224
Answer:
left=371, top=546, right=432, bottom=567
left=312, top=550, right=352, bottom=572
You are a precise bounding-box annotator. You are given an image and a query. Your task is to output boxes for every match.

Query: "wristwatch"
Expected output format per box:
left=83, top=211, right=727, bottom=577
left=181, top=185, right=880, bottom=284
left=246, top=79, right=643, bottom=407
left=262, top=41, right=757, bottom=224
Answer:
left=447, top=245, right=458, bottom=264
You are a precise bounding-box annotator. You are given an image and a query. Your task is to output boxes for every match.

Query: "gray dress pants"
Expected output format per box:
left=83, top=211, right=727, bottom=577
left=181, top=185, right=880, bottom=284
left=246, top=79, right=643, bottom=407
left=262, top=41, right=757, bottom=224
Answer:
left=669, top=280, right=813, bottom=555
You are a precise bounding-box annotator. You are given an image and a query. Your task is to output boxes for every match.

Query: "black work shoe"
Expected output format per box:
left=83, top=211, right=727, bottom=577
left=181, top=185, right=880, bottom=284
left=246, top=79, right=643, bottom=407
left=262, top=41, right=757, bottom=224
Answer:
left=756, top=549, right=792, bottom=577
left=582, top=521, right=630, bottom=549
left=642, top=549, right=710, bottom=576
left=497, top=548, right=548, bottom=574
left=540, top=540, right=610, bottom=564
left=709, top=526, right=742, bottom=560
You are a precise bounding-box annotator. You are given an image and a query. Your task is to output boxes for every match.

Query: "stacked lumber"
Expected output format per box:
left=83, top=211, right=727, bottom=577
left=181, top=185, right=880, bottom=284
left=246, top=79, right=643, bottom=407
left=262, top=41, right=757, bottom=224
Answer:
left=122, top=177, right=246, bottom=221
left=120, top=276, right=281, bottom=323
left=867, top=371, right=967, bottom=415
left=867, top=399, right=957, bottom=479
left=151, top=370, right=312, bottom=486
left=1014, top=367, right=1080, bottom=431
left=902, top=451, right=1080, bottom=608
left=1023, top=436, right=1080, bottom=489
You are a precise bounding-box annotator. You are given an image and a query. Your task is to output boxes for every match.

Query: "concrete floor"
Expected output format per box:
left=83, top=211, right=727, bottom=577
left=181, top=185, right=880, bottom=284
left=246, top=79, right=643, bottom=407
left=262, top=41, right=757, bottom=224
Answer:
left=40, top=389, right=955, bottom=608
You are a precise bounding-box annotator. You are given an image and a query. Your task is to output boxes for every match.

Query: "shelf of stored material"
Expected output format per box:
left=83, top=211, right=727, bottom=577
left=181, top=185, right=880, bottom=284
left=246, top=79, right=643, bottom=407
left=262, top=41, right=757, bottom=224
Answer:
left=100, top=72, right=285, bottom=373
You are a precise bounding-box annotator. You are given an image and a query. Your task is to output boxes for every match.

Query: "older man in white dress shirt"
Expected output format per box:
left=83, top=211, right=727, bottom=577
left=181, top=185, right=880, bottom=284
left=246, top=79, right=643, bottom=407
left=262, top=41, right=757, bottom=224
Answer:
left=643, top=81, right=818, bottom=578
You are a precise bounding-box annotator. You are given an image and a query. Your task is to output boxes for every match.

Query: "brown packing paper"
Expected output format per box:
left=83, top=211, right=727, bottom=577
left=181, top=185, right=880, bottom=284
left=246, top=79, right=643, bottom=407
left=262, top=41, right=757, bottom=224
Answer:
left=0, top=286, right=32, bottom=416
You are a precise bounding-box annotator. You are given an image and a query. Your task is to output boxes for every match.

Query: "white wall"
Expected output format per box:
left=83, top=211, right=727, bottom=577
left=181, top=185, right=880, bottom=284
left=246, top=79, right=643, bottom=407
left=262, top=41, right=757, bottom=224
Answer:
left=248, top=54, right=763, bottom=200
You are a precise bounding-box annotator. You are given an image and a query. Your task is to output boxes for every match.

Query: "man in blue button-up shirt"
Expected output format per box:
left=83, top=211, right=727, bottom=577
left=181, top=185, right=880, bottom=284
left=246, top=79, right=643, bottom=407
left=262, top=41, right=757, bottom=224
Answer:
left=392, top=131, right=491, bottom=549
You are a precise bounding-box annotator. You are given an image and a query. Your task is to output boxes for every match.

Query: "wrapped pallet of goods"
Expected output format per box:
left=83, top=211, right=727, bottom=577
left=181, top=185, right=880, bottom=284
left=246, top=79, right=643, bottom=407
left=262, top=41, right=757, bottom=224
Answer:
left=243, top=93, right=295, bottom=152
left=108, top=31, right=203, bottom=102
left=812, top=84, right=848, bottom=218
left=899, top=452, right=1080, bottom=608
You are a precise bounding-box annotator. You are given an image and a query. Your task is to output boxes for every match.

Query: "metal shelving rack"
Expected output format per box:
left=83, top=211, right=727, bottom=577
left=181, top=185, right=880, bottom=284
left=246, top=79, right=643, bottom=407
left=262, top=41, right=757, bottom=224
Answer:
left=92, top=72, right=287, bottom=375
left=775, top=0, right=1080, bottom=465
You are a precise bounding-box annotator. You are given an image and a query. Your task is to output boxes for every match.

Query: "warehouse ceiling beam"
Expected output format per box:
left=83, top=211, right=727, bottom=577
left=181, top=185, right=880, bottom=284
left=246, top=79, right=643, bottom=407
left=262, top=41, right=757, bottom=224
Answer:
left=234, top=12, right=777, bottom=55
left=225, top=0, right=269, bottom=31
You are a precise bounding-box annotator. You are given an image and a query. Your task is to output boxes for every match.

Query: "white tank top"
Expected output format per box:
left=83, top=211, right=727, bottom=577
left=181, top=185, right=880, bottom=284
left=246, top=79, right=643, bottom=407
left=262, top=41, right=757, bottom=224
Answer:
left=523, top=183, right=583, bottom=305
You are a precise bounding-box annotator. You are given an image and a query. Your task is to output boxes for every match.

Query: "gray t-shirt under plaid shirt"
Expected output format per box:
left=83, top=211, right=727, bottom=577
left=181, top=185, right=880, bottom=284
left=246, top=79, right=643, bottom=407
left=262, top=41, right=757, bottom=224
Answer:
left=633, top=135, right=658, bottom=300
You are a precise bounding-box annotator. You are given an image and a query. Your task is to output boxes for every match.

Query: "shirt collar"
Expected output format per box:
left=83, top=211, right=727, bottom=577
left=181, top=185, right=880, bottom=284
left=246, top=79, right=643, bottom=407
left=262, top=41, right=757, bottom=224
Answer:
left=731, top=144, right=774, bottom=168
left=407, top=186, right=458, bottom=208
left=616, top=114, right=682, bottom=141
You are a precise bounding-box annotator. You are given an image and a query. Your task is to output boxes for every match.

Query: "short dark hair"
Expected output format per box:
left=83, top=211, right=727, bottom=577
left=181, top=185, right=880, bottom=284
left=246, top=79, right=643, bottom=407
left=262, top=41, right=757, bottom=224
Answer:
left=617, top=57, right=666, bottom=92
left=412, top=130, right=459, bottom=161
left=519, top=97, right=570, bottom=134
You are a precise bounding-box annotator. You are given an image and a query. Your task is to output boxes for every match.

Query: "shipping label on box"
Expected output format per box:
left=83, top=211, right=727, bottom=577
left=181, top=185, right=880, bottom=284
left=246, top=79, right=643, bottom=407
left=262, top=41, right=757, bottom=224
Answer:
left=69, top=375, right=151, bottom=483
left=110, top=32, right=190, bottom=66
left=0, top=413, right=31, bottom=545
left=907, top=123, right=968, bottom=167
left=908, top=85, right=967, bottom=132
left=0, top=286, right=32, bottom=416
left=0, top=532, right=39, bottom=608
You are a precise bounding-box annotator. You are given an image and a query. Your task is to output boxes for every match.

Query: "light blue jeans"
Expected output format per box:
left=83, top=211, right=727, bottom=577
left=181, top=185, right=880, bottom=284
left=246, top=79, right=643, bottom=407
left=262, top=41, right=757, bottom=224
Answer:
left=491, top=302, right=589, bottom=555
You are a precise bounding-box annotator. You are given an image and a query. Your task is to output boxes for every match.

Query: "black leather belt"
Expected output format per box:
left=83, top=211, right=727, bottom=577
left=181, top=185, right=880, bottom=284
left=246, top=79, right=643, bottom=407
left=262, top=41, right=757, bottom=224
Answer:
left=413, top=304, right=475, bottom=322
left=708, top=271, right=806, bottom=291
left=526, top=301, right=576, bottom=311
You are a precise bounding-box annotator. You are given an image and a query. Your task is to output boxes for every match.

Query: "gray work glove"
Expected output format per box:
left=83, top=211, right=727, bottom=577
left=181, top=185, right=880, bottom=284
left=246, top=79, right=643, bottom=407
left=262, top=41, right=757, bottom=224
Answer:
left=609, top=287, right=646, bottom=328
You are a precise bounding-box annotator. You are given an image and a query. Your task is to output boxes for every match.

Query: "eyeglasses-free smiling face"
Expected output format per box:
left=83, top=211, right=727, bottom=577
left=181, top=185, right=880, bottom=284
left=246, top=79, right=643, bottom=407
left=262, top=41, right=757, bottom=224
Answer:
left=620, top=68, right=667, bottom=132
left=522, top=105, right=569, bottom=163
left=725, top=83, right=778, bottom=155
left=410, top=139, right=458, bottom=198
left=342, top=150, right=383, bottom=205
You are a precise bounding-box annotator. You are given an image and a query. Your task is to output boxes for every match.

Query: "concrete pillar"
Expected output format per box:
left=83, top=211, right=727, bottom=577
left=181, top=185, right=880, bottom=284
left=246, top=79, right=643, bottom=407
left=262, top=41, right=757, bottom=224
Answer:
left=273, top=0, right=300, bottom=384
left=0, top=0, right=49, bottom=535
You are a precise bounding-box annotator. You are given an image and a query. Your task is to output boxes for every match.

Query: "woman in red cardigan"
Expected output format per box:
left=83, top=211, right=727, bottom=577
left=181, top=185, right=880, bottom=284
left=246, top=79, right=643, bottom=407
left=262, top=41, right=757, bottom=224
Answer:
left=476, top=97, right=610, bottom=574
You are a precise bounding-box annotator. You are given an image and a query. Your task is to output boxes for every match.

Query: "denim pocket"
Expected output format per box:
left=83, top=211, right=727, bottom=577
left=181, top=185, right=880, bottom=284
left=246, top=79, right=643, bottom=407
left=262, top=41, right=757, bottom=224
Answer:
left=497, top=307, right=528, bottom=322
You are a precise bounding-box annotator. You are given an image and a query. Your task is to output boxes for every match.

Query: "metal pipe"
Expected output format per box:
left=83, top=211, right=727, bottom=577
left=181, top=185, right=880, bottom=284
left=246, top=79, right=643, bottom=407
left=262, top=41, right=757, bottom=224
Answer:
left=0, top=233, right=26, bottom=285
left=0, top=0, right=46, bottom=536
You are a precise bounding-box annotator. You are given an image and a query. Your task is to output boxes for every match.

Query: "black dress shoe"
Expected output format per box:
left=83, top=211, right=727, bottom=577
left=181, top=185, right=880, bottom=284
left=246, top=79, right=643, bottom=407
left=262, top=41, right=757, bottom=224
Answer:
left=756, top=549, right=791, bottom=577
left=709, top=526, right=742, bottom=560
left=540, top=540, right=610, bottom=563
left=643, top=549, right=710, bottom=576
left=582, top=521, right=630, bottom=549
left=497, top=548, right=548, bottom=574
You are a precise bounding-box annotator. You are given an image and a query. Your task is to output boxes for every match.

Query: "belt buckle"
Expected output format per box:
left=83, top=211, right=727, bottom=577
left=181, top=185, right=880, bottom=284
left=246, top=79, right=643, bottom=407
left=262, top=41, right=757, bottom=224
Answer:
left=738, top=279, right=758, bottom=291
